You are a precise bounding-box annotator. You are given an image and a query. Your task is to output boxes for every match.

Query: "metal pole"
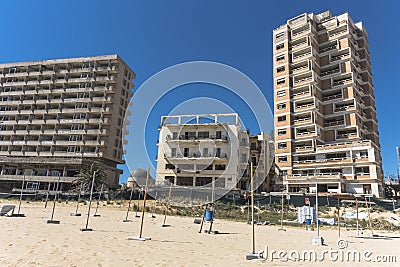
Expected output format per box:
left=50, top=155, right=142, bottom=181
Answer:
left=74, top=182, right=83, bottom=214
left=365, top=196, right=373, bottom=235
left=17, top=175, right=25, bottom=215
left=356, top=198, right=359, bottom=236
left=316, top=182, right=319, bottom=238
left=81, top=171, right=96, bottom=231
left=48, top=174, right=61, bottom=223
left=280, top=190, right=284, bottom=230
left=93, top=184, right=104, bottom=216
left=150, top=192, right=157, bottom=218
left=163, top=181, right=172, bottom=226
left=124, top=188, right=134, bottom=221
left=135, top=190, right=141, bottom=217
left=250, top=162, right=255, bottom=254
left=139, top=168, right=150, bottom=238
left=45, top=182, right=51, bottom=208
left=247, top=197, right=250, bottom=224
left=211, top=177, right=215, bottom=204
left=337, top=195, right=340, bottom=238
left=343, top=202, right=347, bottom=231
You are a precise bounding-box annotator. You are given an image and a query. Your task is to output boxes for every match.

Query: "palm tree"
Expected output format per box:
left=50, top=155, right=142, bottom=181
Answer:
left=73, top=162, right=107, bottom=192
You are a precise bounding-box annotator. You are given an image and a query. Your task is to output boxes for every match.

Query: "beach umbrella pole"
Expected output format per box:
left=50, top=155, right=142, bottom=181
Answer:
left=162, top=182, right=172, bottom=227
left=150, top=192, right=157, bottom=218
left=356, top=198, right=360, bottom=236
left=247, top=197, right=250, bottom=224
left=337, top=195, right=340, bottom=238
left=246, top=162, right=263, bottom=260
left=311, top=182, right=323, bottom=245
left=80, top=171, right=96, bottom=231
left=278, top=189, right=286, bottom=231
left=123, top=188, right=134, bottom=222
left=365, top=196, right=374, bottom=235
left=47, top=174, right=61, bottom=224
left=71, top=182, right=83, bottom=216
left=44, top=182, right=51, bottom=209
left=12, top=175, right=26, bottom=217
left=93, top=184, right=104, bottom=217
left=135, top=190, right=141, bottom=218
left=128, top=168, right=151, bottom=241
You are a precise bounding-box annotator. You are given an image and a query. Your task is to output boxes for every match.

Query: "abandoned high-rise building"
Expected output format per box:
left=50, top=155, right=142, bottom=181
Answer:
left=273, top=11, right=383, bottom=196
left=0, top=54, right=135, bottom=190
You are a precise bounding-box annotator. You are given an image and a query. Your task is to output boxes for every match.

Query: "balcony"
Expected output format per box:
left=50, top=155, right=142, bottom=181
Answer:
left=285, top=173, right=344, bottom=184
left=294, top=145, right=314, bottom=152
left=292, top=90, right=310, bottom=98
left=296, top=130, right=316, bottom=138
left=291, top=38, right=308, bottom=50
left=316, top=140, right=371, bottom=151
left=291, top=61, right=310, bottom=74
left=292, top=48, right=312, bottom=62
left=292, top=116, right=312, bottom=125
left=319, top=41, right=337, bottom=54
left=166, top=135, right=228, bottom=142
left=294, top=100, right=315, bottom=111
left=332, top=75, right=353, bottom=87
left=330, top=49, right=350, bottom=62
left=328, top=25, right=348, bottom=39
left=165, top=152, right=228, bottom=160
left=334, top=103, right=355, bottom=112
left=324, top=119, right=344, bottom=127
left=336, top=132, right=358, bottom=139
left=0, top=174, right=75, bottom=183
left=291, top=24, right=310, bottom=39
left=320, top=66, right=340, bottom=77
left=322, top=92, right=342, bottom=102
left=292, top=85, right=311, bottom=99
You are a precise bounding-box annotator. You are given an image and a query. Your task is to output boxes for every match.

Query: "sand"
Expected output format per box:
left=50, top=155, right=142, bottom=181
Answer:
left=0, top=200, right=399, bottom=267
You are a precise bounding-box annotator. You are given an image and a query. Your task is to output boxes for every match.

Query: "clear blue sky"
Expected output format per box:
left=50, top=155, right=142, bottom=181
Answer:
left=1, top=0, right=399, bottom=182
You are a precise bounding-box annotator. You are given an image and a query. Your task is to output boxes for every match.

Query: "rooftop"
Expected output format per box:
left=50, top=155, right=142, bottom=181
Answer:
left=160, top=113, right=241, bottom=127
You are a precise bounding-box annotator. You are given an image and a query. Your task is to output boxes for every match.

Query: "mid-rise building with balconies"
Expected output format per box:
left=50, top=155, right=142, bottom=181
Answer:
left=0, top=54, right=135, bottom=190
left=155, top=113, right=272, bottom=191
left=273, top=11, right=383, bottom=196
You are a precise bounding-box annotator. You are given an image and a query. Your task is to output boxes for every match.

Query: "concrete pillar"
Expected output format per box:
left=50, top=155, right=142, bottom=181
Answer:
left=193, top=176, right=196, bottom=187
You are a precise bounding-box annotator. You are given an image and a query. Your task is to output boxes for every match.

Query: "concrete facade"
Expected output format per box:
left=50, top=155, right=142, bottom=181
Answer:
left=273, top=11, right=383, bottom=196
left=0, top=54, right=135, bottom=189
left=155, top=113, right=272, bottom=191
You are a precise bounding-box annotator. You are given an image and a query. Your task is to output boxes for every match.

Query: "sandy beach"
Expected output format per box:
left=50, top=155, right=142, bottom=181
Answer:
left=0, top=200, right=399, bottom=267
